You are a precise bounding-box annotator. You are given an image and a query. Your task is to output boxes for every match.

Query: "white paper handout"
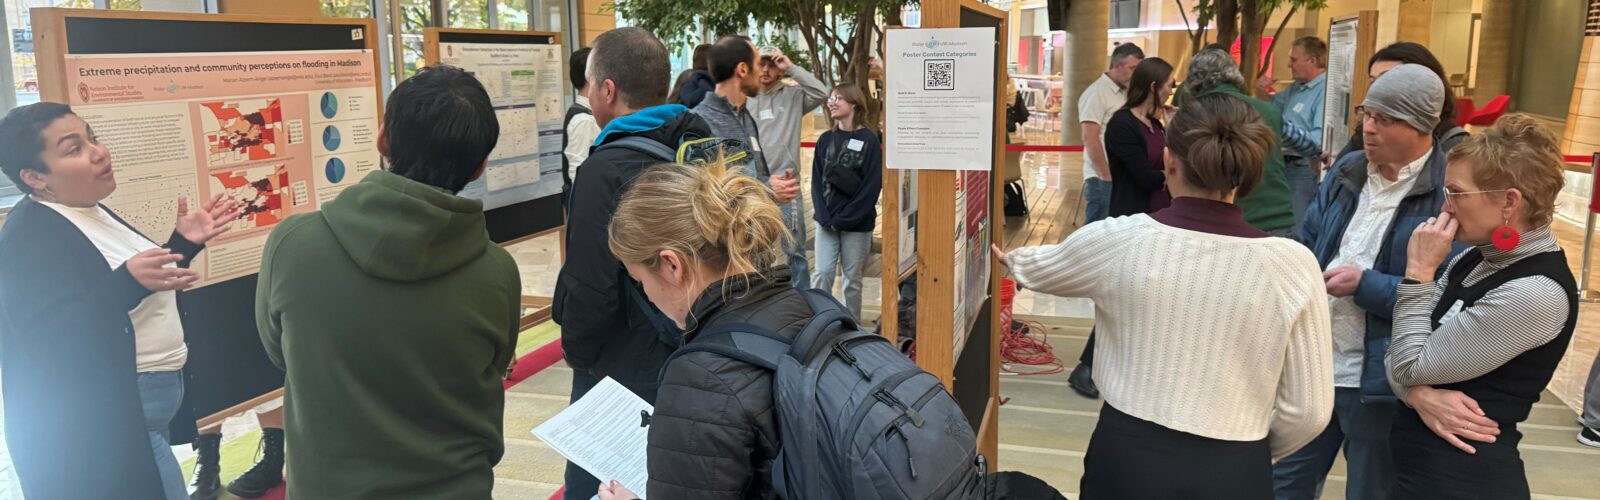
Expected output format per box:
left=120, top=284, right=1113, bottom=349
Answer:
left=533, top=377, right=652, bottom=498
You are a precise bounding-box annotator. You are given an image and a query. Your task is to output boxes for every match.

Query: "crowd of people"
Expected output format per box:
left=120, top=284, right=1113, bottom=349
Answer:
left=0, top=21, right=1597, bottom=500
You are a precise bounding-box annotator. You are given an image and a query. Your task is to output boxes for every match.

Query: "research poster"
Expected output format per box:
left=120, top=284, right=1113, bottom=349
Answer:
left=1324, top=18, right=1358, bottom=154
left=65, top=50, right=382, bottom=287
left=885, top=27, right=996, bottom=171
left=952, top=170, right=991, bottom=357
left=441, top=41, right=566, bottom=210
left=898, top=170, right=919, bottom=276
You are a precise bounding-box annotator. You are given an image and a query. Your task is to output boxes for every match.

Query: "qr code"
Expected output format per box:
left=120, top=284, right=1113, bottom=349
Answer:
left=924, top=60, right=955, bottom=90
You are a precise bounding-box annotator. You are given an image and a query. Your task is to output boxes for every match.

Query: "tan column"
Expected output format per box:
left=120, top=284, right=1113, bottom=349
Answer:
left=1474, top=0, right=1515, bottom=103
left=1059, top=0, right=1108, bottom=144
left=1398, top=0, right=1432, bottom=43
left=1562, top=3, right=1600, bottom=156
left=576, top=0, right=615, bottom=47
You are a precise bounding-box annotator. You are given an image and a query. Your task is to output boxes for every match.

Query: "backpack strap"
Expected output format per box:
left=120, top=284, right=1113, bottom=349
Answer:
left=789, top=289, right=857, bottom=360
left=596, top=135, right=679, bottom=163
left=662, top=322, right=792, bottom=376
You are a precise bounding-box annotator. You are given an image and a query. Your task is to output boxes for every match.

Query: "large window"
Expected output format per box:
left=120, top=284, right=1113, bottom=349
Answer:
left=448, top=0, right=488, bottom=28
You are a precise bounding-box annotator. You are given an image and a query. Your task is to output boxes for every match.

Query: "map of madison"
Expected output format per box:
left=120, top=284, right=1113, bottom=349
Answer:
left=202, top=98, right=283, bottom=166
left=210, top=164, right=289, bottom=229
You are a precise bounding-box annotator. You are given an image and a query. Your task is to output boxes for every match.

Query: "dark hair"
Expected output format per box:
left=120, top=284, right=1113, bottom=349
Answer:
left=1109, top=42, right=1144, bottom=69
left=1166, top=94, right=1274, bottom=198
left=1293, top=36, right=1328, bottom=68
left=383, top=65, right=499, bottom=193
left=569, top=47, right=591, bottom=92
left=1121, top=57, right=1174, bottom=121
left=590, top=27, right=672, bottom=109
left=1369, top=42, right=1456, bottom=136
left=692, top=43, right=712, bottom=71
left=0, top=102, right=75, bottom=195
left=830, top=83, right=869, bottom=128
left=667, top=68, right=696, bottom=105
left=708, top=35, right=756, bottom=83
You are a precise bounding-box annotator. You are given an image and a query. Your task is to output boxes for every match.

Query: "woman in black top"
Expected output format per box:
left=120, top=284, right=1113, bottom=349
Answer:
left=0, top=103, right=236, bottom=499
left=810, top=84, right=882, bottom=319
left=1103, top=57, right=1174, bottom=217
left=1387, top=114, right=1577, bottom=499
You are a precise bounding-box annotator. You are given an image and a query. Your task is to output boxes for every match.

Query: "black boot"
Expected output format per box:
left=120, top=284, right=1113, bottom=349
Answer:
left=226, top=428, right=285, bottom=499
left=1068, top=363, right=1099, bottom=399
left=189, top=434, right=223, bottom=500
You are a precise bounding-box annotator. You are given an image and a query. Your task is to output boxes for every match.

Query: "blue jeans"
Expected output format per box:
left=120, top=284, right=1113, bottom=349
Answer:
left=1272, top=387, right=1398, bottom=500
left=813, top=226, right=872, bottom=319
left=137, top=371, right=186, bottom=500
left=782, top=199, right=810, bottom=290
left=1084, top=177, right=1111, bottom=224
left=1285, top=157, right=1318, bottom=234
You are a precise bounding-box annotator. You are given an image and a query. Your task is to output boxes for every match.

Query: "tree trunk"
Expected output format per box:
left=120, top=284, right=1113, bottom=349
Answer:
left=1239, top=0, right=1263, bottom=97
left=1216, top=0, right=1239, bottom=49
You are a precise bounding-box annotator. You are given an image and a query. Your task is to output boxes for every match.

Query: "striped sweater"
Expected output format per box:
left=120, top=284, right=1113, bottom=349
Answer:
left=1386, top=225, right=1570, bottom=399
left=1008, top=214, right=1335, bottom=459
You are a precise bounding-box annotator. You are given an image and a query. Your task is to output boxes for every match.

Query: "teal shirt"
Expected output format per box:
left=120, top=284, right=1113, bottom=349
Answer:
left=1271, top=72, right=1326, bottom=156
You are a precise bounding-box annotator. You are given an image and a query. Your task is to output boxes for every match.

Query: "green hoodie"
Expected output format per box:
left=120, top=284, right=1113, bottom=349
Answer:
left=257, top=170, right=520, bottom=499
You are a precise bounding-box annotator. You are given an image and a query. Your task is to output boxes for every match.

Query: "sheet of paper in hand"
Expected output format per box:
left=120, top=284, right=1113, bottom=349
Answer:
left=533, top=377, right=653, bottom=498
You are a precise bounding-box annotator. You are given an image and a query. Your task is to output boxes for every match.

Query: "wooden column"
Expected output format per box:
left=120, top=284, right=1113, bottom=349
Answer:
left=1562, top=0, right=1600, bottom=156
left=1474, top=0, right=1516, bottom=104
left=576, top=0, right=615, bottom=46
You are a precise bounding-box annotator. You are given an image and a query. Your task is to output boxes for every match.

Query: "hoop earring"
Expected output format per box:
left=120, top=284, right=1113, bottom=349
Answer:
left=1491, top=214, right=1521, bottom=251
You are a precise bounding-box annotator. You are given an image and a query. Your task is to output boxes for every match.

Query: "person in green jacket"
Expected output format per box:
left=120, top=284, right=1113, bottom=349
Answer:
left=256, top=65, right=521, bottom=498
left=1178, top=48, right=1297, bottom=235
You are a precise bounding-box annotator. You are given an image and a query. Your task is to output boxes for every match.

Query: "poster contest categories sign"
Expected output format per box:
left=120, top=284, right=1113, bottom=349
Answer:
left=886, top=27, right=996, bottom=171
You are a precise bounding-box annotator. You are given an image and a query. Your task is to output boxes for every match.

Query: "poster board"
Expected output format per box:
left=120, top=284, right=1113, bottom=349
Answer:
left=423, top=28, right=567, bottom=245
left=879, top=0, right=1005, bottom=467
left=1323, top=11, right=1378, bottom=154
left=32, top=8, right=384, bottom=425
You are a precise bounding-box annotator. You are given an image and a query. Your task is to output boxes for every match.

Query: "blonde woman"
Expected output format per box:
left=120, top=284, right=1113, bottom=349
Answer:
left=1387, top=114, right=1578, bottom=499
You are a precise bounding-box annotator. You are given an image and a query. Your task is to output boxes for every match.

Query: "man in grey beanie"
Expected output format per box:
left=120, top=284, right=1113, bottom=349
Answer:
left=1275, top=62, right=1468, bottom=500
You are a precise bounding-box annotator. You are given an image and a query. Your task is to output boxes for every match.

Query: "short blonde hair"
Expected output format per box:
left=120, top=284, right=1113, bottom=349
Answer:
left=1445, top=113, right=1566, bottom=227
left=608, top=163, right=788, bottom=276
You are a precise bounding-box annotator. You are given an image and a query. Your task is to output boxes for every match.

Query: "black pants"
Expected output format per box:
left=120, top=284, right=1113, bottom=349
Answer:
left=1079, top=329, right=1095, bottom=366
left=1391, top=408, right=1529, bottom=500
left=1081, top=405, right=1272, bottom=500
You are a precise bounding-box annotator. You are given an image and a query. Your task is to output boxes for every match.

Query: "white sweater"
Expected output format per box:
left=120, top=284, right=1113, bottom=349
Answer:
left=1009, top=215, right=1334, bottom=460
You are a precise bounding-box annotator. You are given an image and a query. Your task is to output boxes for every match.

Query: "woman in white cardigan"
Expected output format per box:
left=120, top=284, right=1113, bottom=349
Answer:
left=994, top=94, right=1334, bottom=499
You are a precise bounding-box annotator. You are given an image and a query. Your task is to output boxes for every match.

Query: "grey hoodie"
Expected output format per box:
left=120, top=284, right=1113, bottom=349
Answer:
left=750, top=66, right=829, bottom=177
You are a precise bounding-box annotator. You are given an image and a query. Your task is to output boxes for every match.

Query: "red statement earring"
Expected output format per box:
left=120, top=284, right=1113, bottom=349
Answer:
left=1491, top=215, right=1520, bottom=251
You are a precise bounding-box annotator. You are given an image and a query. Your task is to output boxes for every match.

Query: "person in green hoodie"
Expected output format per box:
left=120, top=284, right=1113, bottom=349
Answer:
left=255, top=65, right=521, bottom=499
left=1179, top=48, right=1297, bottom=236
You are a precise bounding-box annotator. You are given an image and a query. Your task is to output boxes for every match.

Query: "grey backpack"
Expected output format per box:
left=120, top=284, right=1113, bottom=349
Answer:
left=664, top=289, right=986, bottom=500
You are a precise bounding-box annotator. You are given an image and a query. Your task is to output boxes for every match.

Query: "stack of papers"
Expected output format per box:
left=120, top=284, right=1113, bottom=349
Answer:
left=532, top=377, right=652, bottom=499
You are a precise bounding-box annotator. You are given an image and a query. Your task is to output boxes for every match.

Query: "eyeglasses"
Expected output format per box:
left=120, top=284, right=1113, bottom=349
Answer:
left=1442, top=187, right=1509, bottom=207
left=1354, top=106, right=1400, bottom=127
left=827, top=95, right=844, bottom=103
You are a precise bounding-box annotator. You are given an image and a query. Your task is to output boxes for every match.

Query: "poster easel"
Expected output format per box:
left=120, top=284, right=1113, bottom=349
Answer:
left=1323, top=11, right=1378, bottom=152
left=879, top=0, right=1007, bottom=466
left=31, top=8, right=384, bottom=428
left=422, top=27, right=566, bottom=328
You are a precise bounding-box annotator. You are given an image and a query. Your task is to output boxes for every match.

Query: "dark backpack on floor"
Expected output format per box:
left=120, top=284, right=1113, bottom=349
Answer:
left=1003, top=179, right=1029, bottom=217
left=665, top=289, right=985, bottom=500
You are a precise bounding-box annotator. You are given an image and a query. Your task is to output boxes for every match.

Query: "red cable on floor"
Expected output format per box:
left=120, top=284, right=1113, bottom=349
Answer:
left=997, top=279, right=1063, bottom=376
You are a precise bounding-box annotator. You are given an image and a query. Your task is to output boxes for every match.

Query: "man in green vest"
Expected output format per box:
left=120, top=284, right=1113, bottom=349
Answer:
left=1178, top=47, right=1296, bottom=235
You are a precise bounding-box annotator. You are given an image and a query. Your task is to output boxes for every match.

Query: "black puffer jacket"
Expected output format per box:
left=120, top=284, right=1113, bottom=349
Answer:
left=647, top=269, right=812, bottom=500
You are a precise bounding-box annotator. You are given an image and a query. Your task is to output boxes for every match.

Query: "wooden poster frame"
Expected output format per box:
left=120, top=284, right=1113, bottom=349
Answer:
left=423, top=27, right=566, bottom=328
left=31, top=8, right=384, bottom=428
left=879, top=0, right=1007, bottom=467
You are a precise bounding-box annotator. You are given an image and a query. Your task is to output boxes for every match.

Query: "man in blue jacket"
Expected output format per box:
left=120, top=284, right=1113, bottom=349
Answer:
left=1274, top=64, right=1467, bottom=499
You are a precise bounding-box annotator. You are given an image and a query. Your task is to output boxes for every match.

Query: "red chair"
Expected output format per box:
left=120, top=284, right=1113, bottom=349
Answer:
left=1466, top=95, right=1510, bottom=127
left=1453, top=97, right=1476, bottom=127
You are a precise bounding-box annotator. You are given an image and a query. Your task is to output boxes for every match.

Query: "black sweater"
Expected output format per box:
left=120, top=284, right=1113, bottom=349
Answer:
left=811, top=128, right=883, bottom=233
left=1104, top=109, right=1166, bottom=217
left=0, top=197, right=203, bottom=499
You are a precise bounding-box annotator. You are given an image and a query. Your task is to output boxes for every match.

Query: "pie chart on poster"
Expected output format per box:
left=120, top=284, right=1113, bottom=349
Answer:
left=322, top=125, right=341, bottom=151
left=320, top=92, right=339, bottom=119
left=325, top=157, right=345, bottom=183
